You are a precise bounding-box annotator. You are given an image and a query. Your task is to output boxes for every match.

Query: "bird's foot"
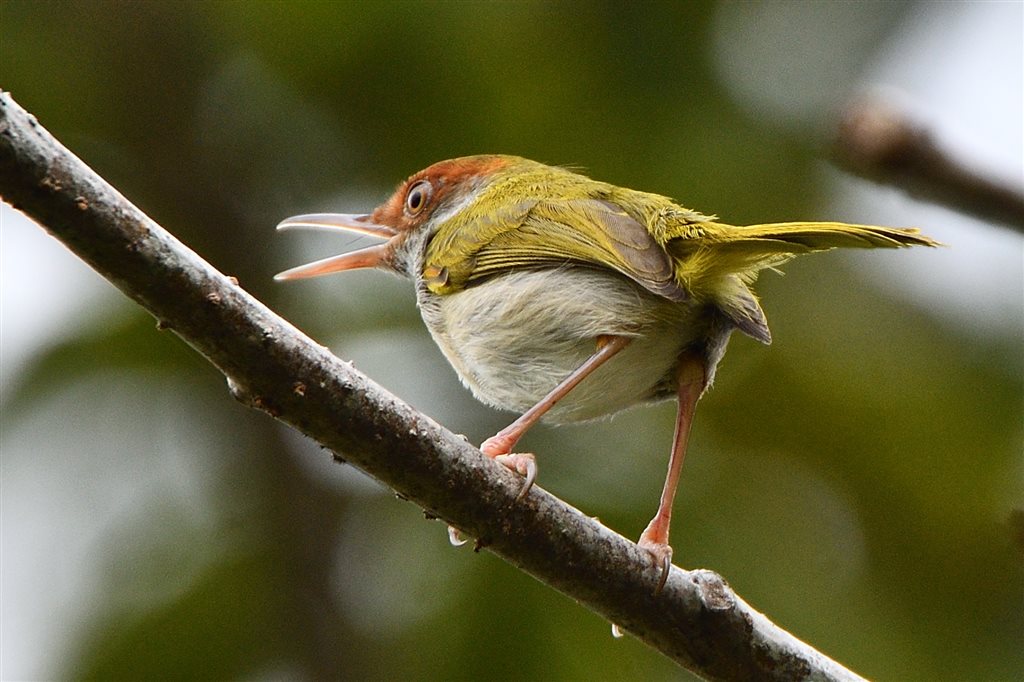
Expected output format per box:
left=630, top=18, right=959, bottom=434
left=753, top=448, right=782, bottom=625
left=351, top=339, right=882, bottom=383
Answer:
left=480, top=435, right=537, bottom=500
left=610, top=530, right=671, bottom=639
left=492, top=452, right=537, bottom=501
left=446, top=446, right=537, bottom=549
left=638, top=523, right=674, bottom=595
left=480, top=432, right=516, bottom=457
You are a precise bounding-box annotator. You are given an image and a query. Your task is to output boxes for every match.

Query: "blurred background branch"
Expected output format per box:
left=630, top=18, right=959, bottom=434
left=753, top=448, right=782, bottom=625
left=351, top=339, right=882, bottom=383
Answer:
left=0, top=92, right=867, bottom=682
left=833, top=96, right=1024, bottom=233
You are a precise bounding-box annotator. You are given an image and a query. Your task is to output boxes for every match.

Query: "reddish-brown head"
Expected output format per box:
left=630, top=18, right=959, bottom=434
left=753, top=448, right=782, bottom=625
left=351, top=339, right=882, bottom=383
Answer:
left=274, top=155, right=514, bottom=281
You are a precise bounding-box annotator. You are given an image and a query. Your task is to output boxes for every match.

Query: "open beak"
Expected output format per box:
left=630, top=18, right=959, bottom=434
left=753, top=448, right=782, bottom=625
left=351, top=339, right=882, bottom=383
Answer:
left=274, top=213, right=398, bottom=281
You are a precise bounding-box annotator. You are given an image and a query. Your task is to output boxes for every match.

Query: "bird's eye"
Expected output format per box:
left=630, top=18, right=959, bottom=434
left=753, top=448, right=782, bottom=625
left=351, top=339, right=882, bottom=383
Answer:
left=405, top=180, right=432, bottom=216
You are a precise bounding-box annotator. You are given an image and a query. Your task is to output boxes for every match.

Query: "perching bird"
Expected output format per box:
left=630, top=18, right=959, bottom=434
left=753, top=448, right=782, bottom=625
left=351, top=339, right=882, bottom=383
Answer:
left=276, top=155, right=938, bottom=591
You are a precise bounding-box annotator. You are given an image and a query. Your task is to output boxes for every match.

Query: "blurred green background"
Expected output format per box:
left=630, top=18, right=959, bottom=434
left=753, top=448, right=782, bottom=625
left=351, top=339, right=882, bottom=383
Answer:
left=2, top=1, right=1021, bottom=680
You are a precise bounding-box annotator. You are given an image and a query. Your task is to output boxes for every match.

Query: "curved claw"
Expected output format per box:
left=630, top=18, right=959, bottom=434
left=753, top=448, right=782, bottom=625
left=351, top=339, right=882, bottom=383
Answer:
left=447, top=525, right=468, bottom=547
left=654, top=552, right=671, bottom=595
left=637, top=538, right=673, bottom=595
left=493, top=452, right=537, bottom=501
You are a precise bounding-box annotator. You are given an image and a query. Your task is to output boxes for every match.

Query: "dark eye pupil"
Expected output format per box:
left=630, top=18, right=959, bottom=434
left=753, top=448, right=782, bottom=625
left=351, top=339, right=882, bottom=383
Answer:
left=406, top=181, right=431, bottom=214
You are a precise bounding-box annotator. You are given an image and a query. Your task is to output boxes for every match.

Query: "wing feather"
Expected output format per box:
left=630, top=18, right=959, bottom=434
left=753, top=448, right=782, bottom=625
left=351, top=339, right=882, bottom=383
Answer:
left=425, top=198, right=688, bottom=301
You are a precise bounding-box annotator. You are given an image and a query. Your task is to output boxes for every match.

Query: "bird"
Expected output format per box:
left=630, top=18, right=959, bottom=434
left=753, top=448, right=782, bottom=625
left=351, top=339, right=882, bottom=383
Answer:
left=275, top=154, right=938, bottom=592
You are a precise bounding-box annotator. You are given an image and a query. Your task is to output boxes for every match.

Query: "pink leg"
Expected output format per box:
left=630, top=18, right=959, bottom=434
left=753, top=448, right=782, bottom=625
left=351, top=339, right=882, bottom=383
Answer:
left=637, top=352, right=706, bottom=593
left=481, top=335, right=632, bottom=498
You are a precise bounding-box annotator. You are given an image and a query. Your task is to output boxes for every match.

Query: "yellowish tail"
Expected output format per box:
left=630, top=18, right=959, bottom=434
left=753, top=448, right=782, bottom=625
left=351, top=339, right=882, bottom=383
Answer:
left=724, top=221, right=939, bottom=250
left=673, top=220, right=939, bottom=285
left=669, top=220, right=940, bottom=345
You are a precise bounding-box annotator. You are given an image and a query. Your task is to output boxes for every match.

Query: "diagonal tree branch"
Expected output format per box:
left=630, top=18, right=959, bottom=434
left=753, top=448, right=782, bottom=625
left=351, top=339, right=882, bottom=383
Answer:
left=0, top=91, right=865, bottom=682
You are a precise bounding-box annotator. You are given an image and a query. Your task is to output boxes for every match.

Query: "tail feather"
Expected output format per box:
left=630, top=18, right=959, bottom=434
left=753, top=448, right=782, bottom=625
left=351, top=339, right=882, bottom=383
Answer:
left=727, top=221, right=940, bottom=250
left=670, top=221, right=939, bottom=289
left=667, top=220, right=940, bottom=342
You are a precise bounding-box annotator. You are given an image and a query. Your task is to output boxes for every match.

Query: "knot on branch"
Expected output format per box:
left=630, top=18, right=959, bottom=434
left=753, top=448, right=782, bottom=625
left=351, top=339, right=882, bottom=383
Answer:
left=690, top=569, right=734, bottom=612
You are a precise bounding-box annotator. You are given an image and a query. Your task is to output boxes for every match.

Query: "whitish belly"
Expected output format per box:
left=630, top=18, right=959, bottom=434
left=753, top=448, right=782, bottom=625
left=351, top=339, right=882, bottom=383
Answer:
left=418, top=268, right=711, bottom=423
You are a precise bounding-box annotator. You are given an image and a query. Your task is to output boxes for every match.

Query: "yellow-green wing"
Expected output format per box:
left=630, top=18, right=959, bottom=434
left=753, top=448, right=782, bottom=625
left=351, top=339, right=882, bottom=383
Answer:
left=424, top=198, right=688, bottom=301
